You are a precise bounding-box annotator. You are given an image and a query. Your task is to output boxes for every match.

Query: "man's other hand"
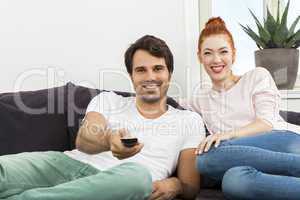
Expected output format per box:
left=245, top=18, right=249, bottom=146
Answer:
left=149, top=178, right=181, bottom=200
left=110, top=129, right=143, bottom=159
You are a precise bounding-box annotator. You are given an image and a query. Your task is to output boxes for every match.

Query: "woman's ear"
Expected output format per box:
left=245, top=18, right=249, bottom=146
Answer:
left=232, top=48, right=236, bottom=64
left=197, top=51, right=203, bottom=64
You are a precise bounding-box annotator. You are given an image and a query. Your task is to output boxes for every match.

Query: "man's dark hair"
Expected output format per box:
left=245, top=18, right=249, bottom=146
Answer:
left=124, top=35, right=174, bottom=75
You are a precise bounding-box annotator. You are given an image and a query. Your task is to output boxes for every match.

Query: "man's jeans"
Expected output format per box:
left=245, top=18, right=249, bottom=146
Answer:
left=197, top=131, right=300, bottom=200
left=0, top=151, right=152, bottom=200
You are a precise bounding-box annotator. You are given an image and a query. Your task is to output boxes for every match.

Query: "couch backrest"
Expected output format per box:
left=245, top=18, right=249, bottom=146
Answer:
left=0, top=84, right=69, bottom=155
left=1, top=82, right=299, bottom=155
left=0, top=82, right=183, bottom=155
left=279, top=111, right=300, bottom=126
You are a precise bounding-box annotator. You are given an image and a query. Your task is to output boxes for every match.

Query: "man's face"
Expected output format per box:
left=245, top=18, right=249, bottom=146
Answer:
left=131, top=49, right=171, bottom=104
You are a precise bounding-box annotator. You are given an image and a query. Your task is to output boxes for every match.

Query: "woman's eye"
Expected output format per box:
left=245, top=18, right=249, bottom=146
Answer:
left=221, top=50, right=228, bottom=54
left=204, top=52, right=211, bottom=55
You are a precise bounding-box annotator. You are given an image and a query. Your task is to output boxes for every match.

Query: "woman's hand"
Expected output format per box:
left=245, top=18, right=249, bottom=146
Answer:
left=195, top=132, right=236, bottom=155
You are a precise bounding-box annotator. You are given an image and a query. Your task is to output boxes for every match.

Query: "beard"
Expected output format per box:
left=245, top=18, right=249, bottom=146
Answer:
left=139, top=93, right=161, bottom=104
left=137, top=87, right=168, bottom=104
left=134, top=79, right=170, bottom=105
left=136, top=80, right=161, bottom=103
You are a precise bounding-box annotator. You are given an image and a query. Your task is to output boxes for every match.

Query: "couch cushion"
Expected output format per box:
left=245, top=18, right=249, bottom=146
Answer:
left=280, top=110, right=300, bottom=125
left=196, top=189, right=225, bottom=200
left=0, top=85, right=69, bottom=155
left=66, top=83, right=101, bottom=149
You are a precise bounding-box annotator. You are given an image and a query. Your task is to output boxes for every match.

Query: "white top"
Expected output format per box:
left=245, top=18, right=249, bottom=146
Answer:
left=65, top=91, right=206, bottom=181
left=180, top=67, right=300, bottom=135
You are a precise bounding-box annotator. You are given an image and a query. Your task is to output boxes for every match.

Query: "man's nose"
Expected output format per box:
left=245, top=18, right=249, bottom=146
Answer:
left=146, top=70, right=156, bottom=80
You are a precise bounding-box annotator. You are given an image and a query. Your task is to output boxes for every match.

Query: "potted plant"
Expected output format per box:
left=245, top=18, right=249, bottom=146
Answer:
left=240, top=0, right=300, bottom=89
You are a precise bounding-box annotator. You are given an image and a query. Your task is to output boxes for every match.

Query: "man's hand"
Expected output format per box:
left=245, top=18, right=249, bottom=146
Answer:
left=195, top=132, right=235, bottom=155
left=149, top=178, right=182, bottom=200
left=110, top=129, right=143, bottom=159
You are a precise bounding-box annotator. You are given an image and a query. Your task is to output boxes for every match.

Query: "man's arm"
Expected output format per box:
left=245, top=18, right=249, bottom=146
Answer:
left=176, top=148, right=200, bottom=200
left=76, top=111, right=144, bottom=158
left=75, top=111, right=111, bottom=154
left=149, top=148, right=200, bottom=200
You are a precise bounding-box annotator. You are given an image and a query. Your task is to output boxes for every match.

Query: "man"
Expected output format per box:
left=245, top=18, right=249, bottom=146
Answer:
left=0, top=35, right=205, bottom=200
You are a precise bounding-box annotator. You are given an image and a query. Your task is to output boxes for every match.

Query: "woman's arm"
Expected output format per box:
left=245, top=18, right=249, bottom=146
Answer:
left=230, top=118, right=272, bottom=138
left=196, top=68, right=279, bottom=154
left=196, top=118, right=272, bottom=154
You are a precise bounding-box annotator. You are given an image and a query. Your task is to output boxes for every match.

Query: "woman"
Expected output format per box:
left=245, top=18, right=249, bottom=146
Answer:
left=180, top=17, right=300, bottom=200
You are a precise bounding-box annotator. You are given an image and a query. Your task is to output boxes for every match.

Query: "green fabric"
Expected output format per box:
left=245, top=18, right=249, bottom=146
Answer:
left=0, top=151, right=152, bottom=200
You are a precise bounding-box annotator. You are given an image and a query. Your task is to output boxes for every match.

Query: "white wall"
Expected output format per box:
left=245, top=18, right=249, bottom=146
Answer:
left=0, top=0, right=200, bottom=98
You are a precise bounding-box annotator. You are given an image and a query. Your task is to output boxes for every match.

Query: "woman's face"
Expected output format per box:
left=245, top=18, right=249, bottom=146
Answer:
left=198, top=34, right=235, bottom=83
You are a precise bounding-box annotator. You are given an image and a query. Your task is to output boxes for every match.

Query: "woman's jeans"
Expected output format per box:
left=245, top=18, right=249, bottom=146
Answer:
left=197, top=130, right=300, bottom=200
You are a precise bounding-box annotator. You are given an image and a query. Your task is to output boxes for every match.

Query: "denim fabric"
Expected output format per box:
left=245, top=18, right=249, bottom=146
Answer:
left=197, top=131, right=300, bottom=200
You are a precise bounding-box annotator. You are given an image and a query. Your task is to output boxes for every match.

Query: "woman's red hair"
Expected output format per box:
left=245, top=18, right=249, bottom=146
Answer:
left=198, top=17, right=235, bottom=52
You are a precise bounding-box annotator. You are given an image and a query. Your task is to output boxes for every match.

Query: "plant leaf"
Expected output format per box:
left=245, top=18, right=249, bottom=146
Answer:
left=273, top=0, right=290, bottom=47
left=288, top=15, right=300, bottom=37
left=240, top=23, right=266, bottom=49
left=240, top=0, right=298, bottom=49
left=286, top=29, right=300, bottom=47
left=249, top=9, right=264, bottom=29
left=265, top=7, right=277, bottom=35
left=276, top=0, right=280, bottom=23
left=249, top=9, right=271, bottom=44
left=280, top=0, right=290, bottom=35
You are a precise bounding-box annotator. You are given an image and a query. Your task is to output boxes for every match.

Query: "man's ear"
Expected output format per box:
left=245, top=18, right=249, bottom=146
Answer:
left=197, top=51, right=203, bottom=64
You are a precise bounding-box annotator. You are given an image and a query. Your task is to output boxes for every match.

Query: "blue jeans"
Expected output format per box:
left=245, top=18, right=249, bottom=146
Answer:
left=197, top=130, right=300, bottom=200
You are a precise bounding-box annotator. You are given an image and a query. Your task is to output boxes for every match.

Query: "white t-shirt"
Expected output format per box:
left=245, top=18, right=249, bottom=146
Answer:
left=65, top=92, right=205, bottom=181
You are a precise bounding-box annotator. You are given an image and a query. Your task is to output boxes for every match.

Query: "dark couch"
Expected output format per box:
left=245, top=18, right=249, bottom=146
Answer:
left=0, top=82, right=299, bottom=200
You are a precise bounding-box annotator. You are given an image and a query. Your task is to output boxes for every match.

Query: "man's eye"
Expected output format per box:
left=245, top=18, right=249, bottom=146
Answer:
left=221, top=50, right=228, bottom=54
left=204, top=52, right=211, bottom=55
left=136, top=69, right=145, bottom=72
